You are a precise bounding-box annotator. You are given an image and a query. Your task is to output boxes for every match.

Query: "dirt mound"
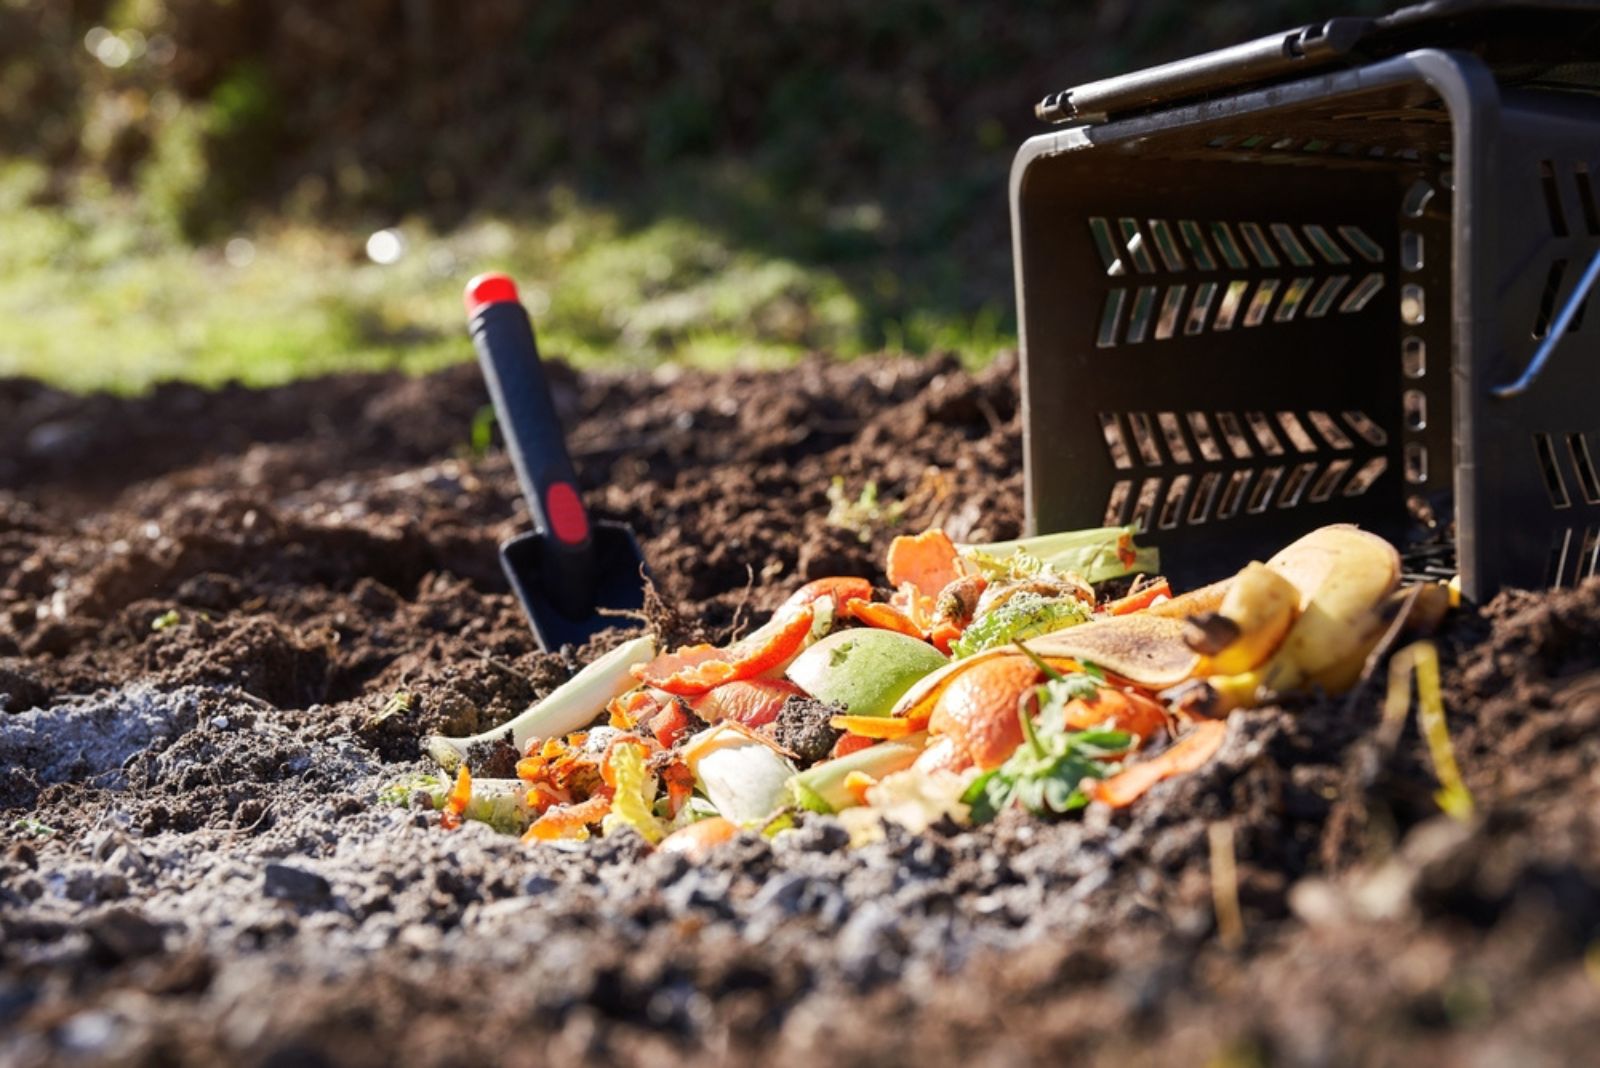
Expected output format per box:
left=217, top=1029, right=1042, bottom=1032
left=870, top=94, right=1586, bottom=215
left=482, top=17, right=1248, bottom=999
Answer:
left=2, top=355, right=1597, bottom=1066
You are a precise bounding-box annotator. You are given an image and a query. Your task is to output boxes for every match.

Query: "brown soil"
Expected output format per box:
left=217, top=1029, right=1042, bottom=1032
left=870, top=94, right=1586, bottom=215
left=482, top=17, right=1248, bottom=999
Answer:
left=2, top=355, right=1598, bottom=1067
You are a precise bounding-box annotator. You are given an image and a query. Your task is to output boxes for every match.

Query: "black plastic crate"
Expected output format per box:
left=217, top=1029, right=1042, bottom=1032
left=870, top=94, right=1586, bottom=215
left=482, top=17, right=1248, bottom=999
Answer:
left=1011, top=0, right=1600, bottom=600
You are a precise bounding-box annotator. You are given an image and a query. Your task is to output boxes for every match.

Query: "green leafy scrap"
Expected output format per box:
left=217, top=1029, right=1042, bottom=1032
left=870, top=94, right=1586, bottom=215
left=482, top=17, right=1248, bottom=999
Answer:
left=961, top=646, right=1129, bottom=824
left=377, top=773, right=442, bottom=808
left=949, top=592, right=1091, bottom=659
left=961, top=548, right=1047, bottom=584
left=600, top=742, right=666, bottom=844
left=962, top=714, right=1131, bottom=824
left=961, top=526, right=1159, bottom=586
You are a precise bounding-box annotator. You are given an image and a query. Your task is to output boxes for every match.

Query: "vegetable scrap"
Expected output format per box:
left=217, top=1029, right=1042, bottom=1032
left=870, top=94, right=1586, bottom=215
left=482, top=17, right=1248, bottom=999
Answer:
left=403, top=522, right=1451, bottom=854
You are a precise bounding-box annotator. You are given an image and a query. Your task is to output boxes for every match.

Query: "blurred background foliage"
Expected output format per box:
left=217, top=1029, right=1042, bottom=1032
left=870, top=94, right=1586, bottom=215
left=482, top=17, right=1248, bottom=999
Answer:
left=1, top=0, right=1385, bottom=391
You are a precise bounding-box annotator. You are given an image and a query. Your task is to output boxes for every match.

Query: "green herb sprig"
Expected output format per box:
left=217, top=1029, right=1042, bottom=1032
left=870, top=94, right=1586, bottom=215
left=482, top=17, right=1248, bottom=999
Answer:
left=960, top=643, right=1130, bottom=823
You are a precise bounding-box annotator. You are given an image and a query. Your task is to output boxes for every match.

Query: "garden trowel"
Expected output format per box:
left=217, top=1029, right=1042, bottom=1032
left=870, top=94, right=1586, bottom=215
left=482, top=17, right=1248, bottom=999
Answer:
left=464, top=272, right=649, bottom=652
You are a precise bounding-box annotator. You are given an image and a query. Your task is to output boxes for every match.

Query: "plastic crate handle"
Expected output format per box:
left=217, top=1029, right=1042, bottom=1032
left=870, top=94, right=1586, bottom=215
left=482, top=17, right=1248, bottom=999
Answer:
left=1493, top=247, right=1600, bottom=399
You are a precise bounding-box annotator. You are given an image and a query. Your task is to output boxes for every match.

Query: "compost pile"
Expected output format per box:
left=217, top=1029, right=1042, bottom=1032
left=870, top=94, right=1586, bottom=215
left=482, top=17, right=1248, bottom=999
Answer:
left=3, top=353, right=1600, bottom=1067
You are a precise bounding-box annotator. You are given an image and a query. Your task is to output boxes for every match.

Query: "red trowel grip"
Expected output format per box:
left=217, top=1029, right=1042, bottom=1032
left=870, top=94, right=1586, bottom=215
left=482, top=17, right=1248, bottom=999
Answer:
left=464, top=272, right=595, bottom=565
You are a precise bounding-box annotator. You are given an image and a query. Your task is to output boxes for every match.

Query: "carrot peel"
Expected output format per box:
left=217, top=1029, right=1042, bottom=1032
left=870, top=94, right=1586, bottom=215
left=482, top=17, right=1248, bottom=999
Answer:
left=1091, top=718, right=1227, bottom=808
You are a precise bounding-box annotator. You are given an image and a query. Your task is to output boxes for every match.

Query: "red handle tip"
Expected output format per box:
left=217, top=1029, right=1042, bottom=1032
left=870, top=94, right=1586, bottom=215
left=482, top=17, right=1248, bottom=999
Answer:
left=464, top=273, right=520, bottom=316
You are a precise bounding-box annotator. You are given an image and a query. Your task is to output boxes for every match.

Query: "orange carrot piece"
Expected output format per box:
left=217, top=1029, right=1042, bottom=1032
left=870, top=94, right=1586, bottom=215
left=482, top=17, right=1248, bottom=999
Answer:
left=928, top=620, right=963, bottom=655
left=1091, top=719, right=1227, bottom=808
left=633, top=606, right=815, bottom=696
left=843, top=598, right=924, bottom=640
left=608, top=689, right=659, bottom=730
left=688, top=678, right=804, bottom=729
left=886, top=529, right=963, bottom=600
left=523, top=792, right=612, bottom=842
left=782, top=576, right=874, bottom=610
left=660, top=761, right=696, bottom=818
left=843, top=771, right=877, bottom=807
left=659, top=816, right=739, bottom=859
left=829, top=714, right=918, bottom=739
left=440, top=764, right=472, bottom=830
left=1062, top=687, right=1170, bottom=741
left=1104, top=578, right=1172, bottom=616
left=830, top=733, right=877, bottom=760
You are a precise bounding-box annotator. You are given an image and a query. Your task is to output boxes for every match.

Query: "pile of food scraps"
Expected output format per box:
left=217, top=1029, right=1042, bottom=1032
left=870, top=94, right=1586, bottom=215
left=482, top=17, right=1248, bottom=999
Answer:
left=408, top=518, right=1458, bottom=855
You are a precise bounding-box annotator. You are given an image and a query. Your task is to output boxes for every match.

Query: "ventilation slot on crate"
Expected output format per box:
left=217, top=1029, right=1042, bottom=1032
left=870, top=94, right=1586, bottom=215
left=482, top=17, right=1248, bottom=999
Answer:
left=1534, top=260, right=1567, bottom=339
left=1188, top=471, right=1223, bottom=523
left=1186, top=282, right=1219, bottom=334
left=1401, top=231, right=1425, bottom=271
left=1338, top=226, right=1385, bottom=263
left=1099, top=412, right=1133, bottom=469
left=1340, top=273, right=1386, bottom=312
left=1157, top=474, right=1191, bottom=529
left=1402, top=179, right=1435, bottom=218
left=1246, top=412, right=1285, bottom=455
left=1535, top=432, right=1571, bottom=508
left=1576, top=164, right=1600, bottom=236
left=1568, top=433, right=1600, bottom=504
left=1121, top=219, right=1158, bottom=273
left=1308, top=458, right=1354, bottom=502
left=1217, top=470, right=1252, bottom=519
left=1149, top=220, right=1187, bottom=271
left=1214, top=281, right=1250, bottom=330
left=1541, top=160, right=1570, bottom=237
left=1275, top=412, right=1319, bottom=453
left=1584, top=527, right=1600, bottom=581
left=1581, top=528, right=1600, bottom=582
left=1342, top=411, right=1389, bottom=446
left=1127, top=287, right=1158, bottom=342
left=1090, top=217, right=1127, bottom=276
left=1179, top=221, right=1217, bottom=269
left=1546, top=527, right=1572, bottom=587
left=1545, top=526, right=1600, bottom=588
left=1128, top=411, right=1164, bottom=466
left=1187, top=412, right=1224, bottom=461
left=1245, top=466, right=1286, bottom=513
left=1130, top=477, right=1164, bottom=532
left=1401, top=284, right=1426, bottom=325
left=1157, top=412, right=1193, bottom=464
left=1306, top=276, right=1351, bottom=317
left=1404, top=390, right=1428, bottom=431
left=1343, top=456, right=1388, bottom=497
left=1279, top=462, right=1320, bottom=508
left=1307, top=411, right=1354, bottom=449
left=1104, top=480, right=1132, bottom=526
left=1216, top=411, right=1253, bottom=458
left=1405, top=442, right=1429, bottom=484
left=1403, top=337, right=1427, bottom=378
left=1244, top=280, right=1280, bottom=326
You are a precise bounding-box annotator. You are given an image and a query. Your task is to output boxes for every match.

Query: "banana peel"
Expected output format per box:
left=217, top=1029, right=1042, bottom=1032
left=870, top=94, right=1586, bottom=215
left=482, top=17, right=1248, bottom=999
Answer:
left=1185, top=562, right=1301, bottom=676
left=1196, top=525, right=1401, bottom=711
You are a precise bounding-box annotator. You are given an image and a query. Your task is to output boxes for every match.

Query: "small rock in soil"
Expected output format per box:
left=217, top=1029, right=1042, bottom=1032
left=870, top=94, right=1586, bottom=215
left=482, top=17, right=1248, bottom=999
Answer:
left=261, top=863, right=332, bottom=906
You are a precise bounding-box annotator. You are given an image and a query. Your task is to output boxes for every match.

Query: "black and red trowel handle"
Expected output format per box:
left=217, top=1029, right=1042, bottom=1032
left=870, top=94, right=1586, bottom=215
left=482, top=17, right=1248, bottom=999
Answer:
left=464, top=273, right=595, bottom=613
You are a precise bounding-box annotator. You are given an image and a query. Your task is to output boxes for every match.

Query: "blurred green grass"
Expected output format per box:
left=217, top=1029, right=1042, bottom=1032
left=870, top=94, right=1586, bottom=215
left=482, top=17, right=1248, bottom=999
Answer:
left=1, top=1, right=1383, bottom=393
left=0, top=160, right=1012, bottom=392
